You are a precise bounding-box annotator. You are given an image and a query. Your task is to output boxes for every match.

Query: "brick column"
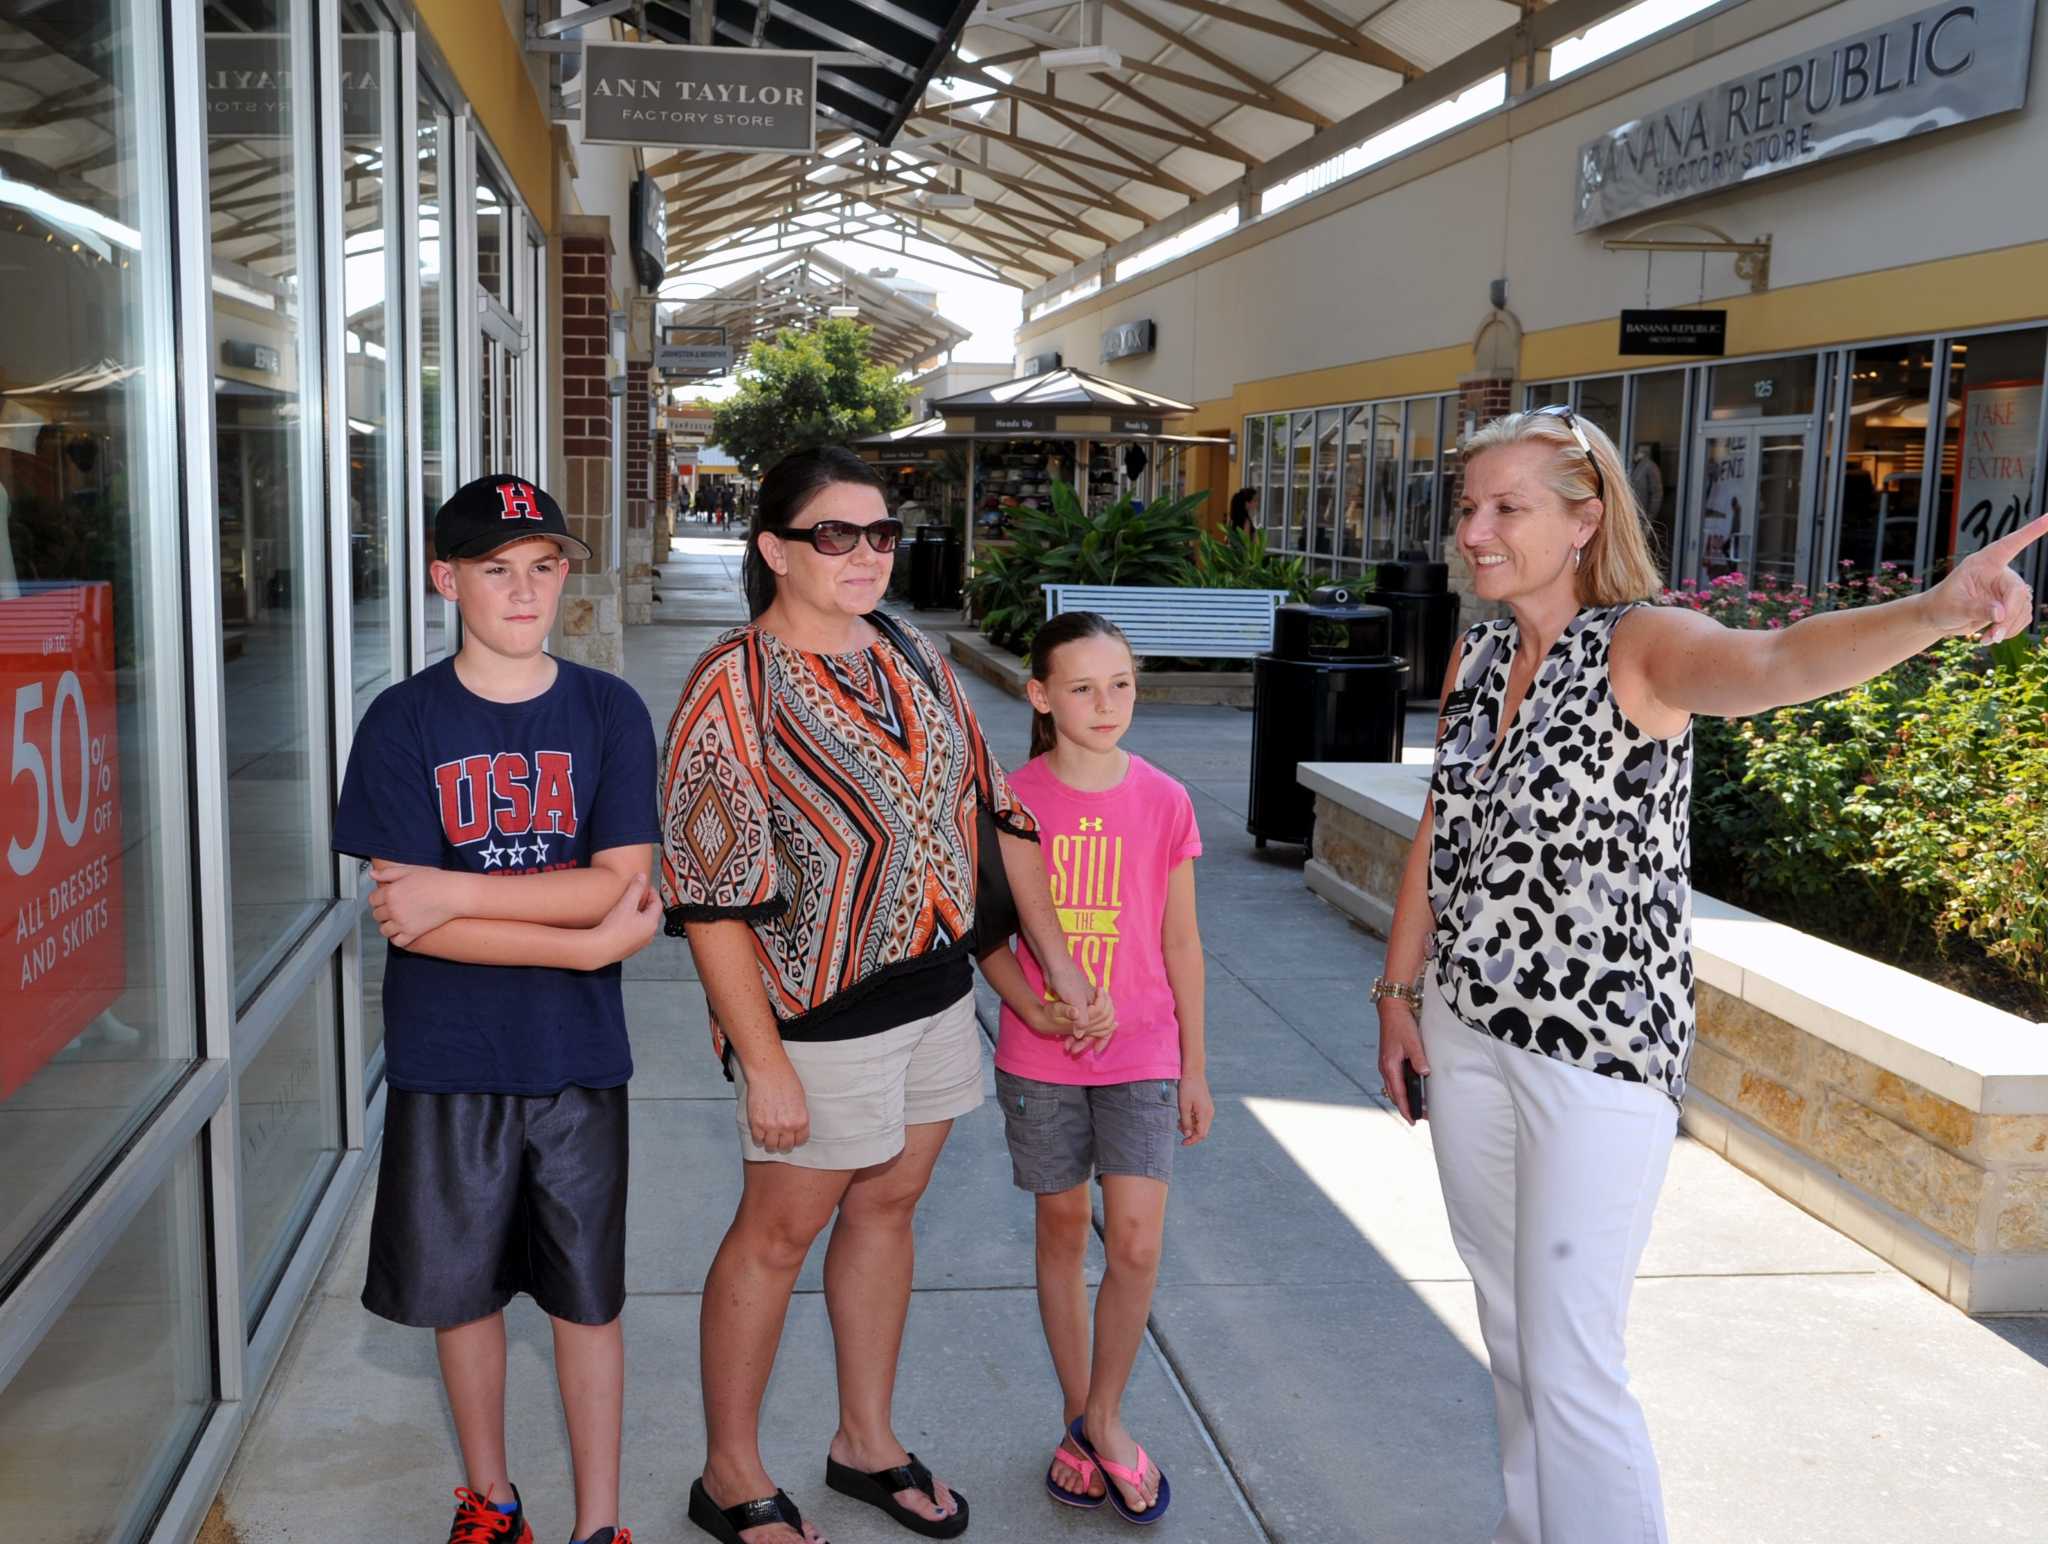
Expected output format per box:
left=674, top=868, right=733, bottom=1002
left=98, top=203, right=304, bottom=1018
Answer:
left=555, top=216, right=623, bottom=671
left=623, top=364, right=655, bottom=624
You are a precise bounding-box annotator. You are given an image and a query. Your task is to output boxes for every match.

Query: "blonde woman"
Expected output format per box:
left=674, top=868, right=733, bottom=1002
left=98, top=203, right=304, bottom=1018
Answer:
left=1374, top=405, right=2044, bottom=1543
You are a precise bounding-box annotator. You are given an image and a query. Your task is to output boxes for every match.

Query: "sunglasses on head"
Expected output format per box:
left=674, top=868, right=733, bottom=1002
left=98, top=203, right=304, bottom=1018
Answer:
left=777, top=518, right=905, bottom=556
left=1530, top=403, right=1608, bottom=508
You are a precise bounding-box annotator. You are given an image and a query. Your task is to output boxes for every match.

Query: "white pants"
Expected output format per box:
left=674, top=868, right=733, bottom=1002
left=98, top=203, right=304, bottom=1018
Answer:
left=1420, top=991, right=1677, bottom=1544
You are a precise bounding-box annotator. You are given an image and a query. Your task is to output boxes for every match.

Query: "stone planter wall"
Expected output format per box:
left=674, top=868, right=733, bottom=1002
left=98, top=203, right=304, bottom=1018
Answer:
left=1299, top=760, right=2048, bottom=1313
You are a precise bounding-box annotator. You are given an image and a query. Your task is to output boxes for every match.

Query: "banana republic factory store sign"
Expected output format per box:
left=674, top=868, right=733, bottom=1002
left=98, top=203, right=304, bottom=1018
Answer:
left=1573, top=0, right=2035, bottom=231
left=583, top=41, right=817, bottom=154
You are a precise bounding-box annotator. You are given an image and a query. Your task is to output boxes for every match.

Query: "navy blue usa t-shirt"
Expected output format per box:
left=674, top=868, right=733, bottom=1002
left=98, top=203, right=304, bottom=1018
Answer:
left=333, top=657, right=660, bottom=1095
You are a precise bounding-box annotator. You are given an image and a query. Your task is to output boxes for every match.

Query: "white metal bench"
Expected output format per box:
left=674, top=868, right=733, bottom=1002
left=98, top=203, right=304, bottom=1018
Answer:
left=1041, top=584, right=1289, bottom=660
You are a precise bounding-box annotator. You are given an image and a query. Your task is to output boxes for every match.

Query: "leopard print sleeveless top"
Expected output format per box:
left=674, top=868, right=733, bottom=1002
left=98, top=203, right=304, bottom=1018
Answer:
left=1427, top=604, right=1694, bottom=1105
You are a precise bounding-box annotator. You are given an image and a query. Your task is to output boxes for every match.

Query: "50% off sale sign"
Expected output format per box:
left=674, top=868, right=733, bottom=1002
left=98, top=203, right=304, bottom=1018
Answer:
left=2, top=582, right=124, bottom=1097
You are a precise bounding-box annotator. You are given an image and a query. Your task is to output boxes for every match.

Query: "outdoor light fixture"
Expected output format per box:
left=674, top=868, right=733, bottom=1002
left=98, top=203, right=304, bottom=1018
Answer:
left=828, top=305, right=861, bottom=317
left=1042, top=44, right=1122, bottom=72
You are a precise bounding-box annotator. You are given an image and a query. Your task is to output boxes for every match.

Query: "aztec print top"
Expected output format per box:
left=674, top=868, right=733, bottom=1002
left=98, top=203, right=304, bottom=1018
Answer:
left=660, top=616, right=1036, bottom=1041
left=1427, top=604, right=1695, bottom=1105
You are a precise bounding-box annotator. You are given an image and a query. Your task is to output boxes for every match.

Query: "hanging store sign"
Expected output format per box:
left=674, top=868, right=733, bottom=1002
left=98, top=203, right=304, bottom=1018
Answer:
left=656, top=326, right=732, bottom=378
left=206, top=34, right=383, bottom=138
left=1021, top=351, right=1063, bottom=376
left=1111, top=416, right=1162, bottom=436
left=1101, top=319, right=1156, bottom=364
left=1949, top=381, right=2041, bottom=558
left=1618, top=309, right=1727, bottom=356
left=583, top=41, right=817, bottom=154
left=977, top=411, right=1054, bottom=433
left=1573, top=0, right=2035, bottom=231
left=2, top=583, right=125, bottom=1099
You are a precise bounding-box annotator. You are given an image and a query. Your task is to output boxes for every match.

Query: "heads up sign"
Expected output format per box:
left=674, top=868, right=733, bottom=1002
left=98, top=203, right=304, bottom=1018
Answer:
left=583, top=42, right=817, bottom=155
left=1573, top=0, right=2035, bottom=232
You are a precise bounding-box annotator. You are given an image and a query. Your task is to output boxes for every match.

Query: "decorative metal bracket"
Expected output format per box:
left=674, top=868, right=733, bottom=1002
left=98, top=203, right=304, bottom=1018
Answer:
left=1601, top=221, right=1772, bottom=293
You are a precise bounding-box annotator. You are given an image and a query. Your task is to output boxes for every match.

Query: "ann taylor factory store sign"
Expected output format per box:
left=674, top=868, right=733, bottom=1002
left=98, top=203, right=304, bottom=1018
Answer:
left=583, top=41, right=816, bottom=154
left=1573, top=0, right=2035, bottom=231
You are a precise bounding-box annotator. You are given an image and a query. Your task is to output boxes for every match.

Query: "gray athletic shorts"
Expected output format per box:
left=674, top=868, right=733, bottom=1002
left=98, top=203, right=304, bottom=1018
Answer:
left=993, top=1069, right=1180, bottom=1193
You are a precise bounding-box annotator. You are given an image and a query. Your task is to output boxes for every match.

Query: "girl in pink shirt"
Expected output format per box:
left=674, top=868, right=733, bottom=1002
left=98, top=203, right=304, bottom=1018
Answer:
left=980, top=611, right=1214, bottom=1526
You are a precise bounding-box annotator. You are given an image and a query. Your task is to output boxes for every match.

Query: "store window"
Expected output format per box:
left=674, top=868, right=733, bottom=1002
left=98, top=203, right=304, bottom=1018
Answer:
left=239, top=970, right=342, bottom=1325
left=1287, top=411, right=1313, bottom=553
left=1, top=2, right=193, bottom=1285
left=1837, top=342, right=1938, bottom=579
left=1369, top=403, right=1400, bottom=559
left=1241, top=415, right=1266, bottom=527
left=209, top=10, right=333, bottom=998
left=344, top=8, right=401, bottom=724
left=1708, top=355, right=1817, bottom=420
left=1626, top=370, right=1684, bottom=578
left=1341, top=406, right=1369, bottom=563
left=418, top=86, right=456, bottom=661
left=476, top=162, right=508, bottom=306
left=1525, top=381, right=1568, bottom=410
left=1260, top=414, right=1287, bottom=536
left=1577, top=375, right=1624, bottom=444
left=0, top=1144, right=212, bottom=1541
left=1401, top=397, right=1442, bottom=556
left=1934, top=328, right=2047, bottom=575
left=1311, top=408, right=1341, bottom=563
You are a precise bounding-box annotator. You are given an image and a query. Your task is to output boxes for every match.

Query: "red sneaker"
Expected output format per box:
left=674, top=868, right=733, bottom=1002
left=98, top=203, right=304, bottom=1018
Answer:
left=447, top=1485, right=534, bottom=1544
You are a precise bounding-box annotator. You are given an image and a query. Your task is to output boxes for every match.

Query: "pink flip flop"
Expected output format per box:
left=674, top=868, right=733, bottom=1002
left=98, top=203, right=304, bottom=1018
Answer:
left=1067, top=1416, right=1171, bottom=1526
left=1046, top=1437, right=1108, bottom=1509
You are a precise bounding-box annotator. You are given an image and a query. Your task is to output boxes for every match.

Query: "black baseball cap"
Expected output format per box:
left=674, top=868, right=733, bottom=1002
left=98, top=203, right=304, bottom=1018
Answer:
left=434, top=473, right=593, bottom=561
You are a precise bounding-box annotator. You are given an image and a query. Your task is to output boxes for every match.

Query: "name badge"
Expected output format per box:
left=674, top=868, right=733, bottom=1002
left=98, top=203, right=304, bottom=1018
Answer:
left=1442, top=687, right=1479, bottom=717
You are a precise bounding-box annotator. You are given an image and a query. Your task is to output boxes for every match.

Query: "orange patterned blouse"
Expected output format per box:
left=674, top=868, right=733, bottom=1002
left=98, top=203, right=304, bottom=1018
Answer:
left=659, top=618, right=1036, bottom=1040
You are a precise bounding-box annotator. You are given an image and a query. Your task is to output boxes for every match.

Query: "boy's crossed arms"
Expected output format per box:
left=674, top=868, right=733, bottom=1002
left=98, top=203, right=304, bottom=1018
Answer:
left=368, top=844, right=660, bottom=970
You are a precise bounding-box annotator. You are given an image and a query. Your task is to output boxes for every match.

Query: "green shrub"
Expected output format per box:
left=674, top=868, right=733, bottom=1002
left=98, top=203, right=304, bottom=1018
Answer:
left=1191, top=524, right=1311, bottom=601
left=1669, top=566, right=2048, bottom=1016
left=965, top=482, right=1205, bottom=654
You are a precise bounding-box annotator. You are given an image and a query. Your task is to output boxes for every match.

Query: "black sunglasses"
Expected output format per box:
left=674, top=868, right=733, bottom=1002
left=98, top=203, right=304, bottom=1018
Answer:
left=777, top=518, right=905, bottom=556
left=1530, top=403, right=1607, bottom=508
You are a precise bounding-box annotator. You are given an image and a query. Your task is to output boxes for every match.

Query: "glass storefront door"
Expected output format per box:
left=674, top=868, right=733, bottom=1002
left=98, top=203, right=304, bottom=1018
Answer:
left=1693, top=426, right=1811, bottom=585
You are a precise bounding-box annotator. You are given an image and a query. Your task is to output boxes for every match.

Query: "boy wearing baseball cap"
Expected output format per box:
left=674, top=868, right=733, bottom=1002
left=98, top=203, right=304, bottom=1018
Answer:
left=334, top=474, right=661, bottom=1544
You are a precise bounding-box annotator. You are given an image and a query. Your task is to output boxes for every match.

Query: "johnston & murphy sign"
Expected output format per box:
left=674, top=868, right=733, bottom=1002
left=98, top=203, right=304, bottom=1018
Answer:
left=1573, top=0, right=2035, bottom=231
left=583, top=41, right=816, bottom=154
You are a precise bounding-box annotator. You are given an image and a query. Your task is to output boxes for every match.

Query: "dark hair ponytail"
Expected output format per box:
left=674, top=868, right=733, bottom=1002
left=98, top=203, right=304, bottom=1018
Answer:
left=743, top=445, right=888, bottom=617
left=1027, top=610, right=1134, bottom=758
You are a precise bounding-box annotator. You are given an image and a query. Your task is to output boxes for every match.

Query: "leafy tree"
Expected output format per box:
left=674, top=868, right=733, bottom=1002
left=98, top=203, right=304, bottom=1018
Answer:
left=708, top=317, right=909, bottom=472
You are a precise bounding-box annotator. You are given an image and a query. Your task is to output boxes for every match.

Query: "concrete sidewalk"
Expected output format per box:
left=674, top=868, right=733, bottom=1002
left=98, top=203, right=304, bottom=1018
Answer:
left=219, top=530, right=2048, bottom=1544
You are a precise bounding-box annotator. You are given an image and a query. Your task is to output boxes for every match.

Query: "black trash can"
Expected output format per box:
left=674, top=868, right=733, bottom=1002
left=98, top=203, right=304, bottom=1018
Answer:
left=936, top=527, right=964, bottom=609
left=888, top=526, right=925, bottom=602
left=909, top=526, right=946, bottom=609
left=1247, top=584, right=1407, bottom=849
left=1362, top=558, right=1461, bottom=695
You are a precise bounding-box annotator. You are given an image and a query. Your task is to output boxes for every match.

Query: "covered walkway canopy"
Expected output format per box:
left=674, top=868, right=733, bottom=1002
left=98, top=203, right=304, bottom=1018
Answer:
left=663, top=247, right=973, bottom=372
left=653, top=0, right=1634, bottom=297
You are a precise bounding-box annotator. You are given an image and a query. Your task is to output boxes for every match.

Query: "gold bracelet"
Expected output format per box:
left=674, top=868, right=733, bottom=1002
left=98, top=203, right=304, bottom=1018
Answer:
left=1370, top=976, right=1423, bottom=1010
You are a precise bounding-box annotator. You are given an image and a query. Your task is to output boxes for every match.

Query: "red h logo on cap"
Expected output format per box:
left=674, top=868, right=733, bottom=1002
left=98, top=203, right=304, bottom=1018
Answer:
left=496, top=481, right=542, bottom=521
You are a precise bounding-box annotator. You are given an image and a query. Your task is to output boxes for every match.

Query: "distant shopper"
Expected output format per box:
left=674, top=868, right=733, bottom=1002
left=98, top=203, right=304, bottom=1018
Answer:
left=659, top=446, right=1110, bottom=1544
left=1227, top=486, right=1258, bottom=535
left=334, top=474, right=662, bottom=1544
left=1628, top=442, right=1664, bottom=526
left=979, top=611, right=1213, bottom=1527
left=1374, top=406, right=2047, bottom=1544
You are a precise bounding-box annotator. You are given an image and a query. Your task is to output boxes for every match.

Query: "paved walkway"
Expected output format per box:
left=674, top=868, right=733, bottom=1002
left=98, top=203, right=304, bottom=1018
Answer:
left=221, top=530, right=2048, bottom=1544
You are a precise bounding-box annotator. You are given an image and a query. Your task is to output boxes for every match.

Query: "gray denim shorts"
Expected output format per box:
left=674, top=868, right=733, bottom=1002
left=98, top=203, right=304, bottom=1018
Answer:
left=993, top=1069, right=1180, bottom=1193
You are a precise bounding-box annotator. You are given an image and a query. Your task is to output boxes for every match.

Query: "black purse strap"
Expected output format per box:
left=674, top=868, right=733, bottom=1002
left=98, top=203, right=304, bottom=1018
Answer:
left=867, top=608, right=944, bottom=699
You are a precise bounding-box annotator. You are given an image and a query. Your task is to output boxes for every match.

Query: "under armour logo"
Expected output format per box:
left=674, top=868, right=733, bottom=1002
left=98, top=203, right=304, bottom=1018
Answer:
left=1078, top=817, right=1103, bottom=832
left=496, top=481, right=542, bottom=521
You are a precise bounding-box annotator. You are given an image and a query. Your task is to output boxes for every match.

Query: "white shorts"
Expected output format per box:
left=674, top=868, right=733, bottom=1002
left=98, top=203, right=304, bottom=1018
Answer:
left=730, top=992, right=985, bottom=1170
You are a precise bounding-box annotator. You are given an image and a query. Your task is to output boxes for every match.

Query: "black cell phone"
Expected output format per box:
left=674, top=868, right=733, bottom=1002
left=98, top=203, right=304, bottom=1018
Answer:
left=1403, top=1065, right=1427, bottom=1122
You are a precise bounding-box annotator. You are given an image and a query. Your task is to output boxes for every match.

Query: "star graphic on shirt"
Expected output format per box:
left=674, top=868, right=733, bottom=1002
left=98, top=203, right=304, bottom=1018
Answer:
left=528, top=836, right=549, bottom=865
left=503, top=841, right=532, bottom=867
left=480, top=842, right=505, bottom=870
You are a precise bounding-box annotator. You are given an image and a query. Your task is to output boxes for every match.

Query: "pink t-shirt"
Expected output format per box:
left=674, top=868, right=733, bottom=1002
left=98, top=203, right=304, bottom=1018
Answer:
left=995, top=753, right=1202, bottom=1086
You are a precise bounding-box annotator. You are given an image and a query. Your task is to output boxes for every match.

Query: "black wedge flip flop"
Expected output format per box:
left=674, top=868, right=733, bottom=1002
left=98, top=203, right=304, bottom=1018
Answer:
left=824, top=1453, right=970, bottom=1540
left=688, top=1478, right=817, bottom=1544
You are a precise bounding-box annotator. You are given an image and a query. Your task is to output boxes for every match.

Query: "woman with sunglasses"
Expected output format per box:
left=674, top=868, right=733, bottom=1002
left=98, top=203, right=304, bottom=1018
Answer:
left=660, top=446, right=1112, bottom=1544
left=1374, top=406, right=2044, bottom=1544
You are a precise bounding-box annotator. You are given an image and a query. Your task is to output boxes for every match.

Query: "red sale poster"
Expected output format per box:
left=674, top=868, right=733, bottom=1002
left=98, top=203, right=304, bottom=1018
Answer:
left=1, top=582, right=125, bottom=1097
